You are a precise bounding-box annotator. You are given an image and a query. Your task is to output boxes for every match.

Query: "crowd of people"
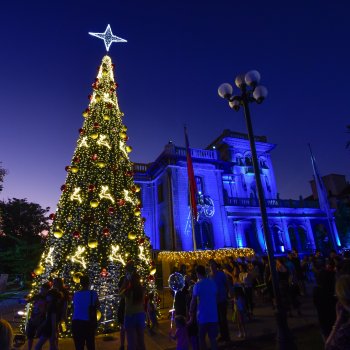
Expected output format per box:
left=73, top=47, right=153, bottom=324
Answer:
left=0, top=249, right=349, bottom=350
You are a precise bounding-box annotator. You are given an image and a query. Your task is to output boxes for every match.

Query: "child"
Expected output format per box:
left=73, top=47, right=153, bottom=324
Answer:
left=233, top=286, right=247, bottom=339
left=26, top=283, right=51, bottom=350
left=169, top=315, right=190, bottom=350
left=147, top=292, right=158, bottom=335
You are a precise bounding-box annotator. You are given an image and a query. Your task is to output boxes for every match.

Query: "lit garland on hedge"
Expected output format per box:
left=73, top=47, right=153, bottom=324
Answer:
left=25, top=54, right=158, bottom=336
left=158, top=248, right=255, bottom=264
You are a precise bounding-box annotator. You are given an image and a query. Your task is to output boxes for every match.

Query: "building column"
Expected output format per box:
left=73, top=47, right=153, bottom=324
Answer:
left=303, top=218, right=317, bottom=252
left=254, top=218, right=267, bottom=253
left=280, top=218, right=292, bottom=252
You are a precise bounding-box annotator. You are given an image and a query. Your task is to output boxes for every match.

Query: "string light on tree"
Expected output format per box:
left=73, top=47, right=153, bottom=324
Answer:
left=26, top=32, right=157, bottom=336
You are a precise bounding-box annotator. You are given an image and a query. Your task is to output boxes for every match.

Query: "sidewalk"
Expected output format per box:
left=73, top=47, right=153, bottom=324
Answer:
left=2, top=287, right=320, bottom=350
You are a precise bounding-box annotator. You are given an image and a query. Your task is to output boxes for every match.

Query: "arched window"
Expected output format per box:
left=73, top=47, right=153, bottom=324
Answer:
left=272, top=225, right=284, bottom=253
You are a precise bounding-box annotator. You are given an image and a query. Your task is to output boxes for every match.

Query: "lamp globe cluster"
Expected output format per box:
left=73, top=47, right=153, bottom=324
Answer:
left=218, top=70, right=268, bottom=109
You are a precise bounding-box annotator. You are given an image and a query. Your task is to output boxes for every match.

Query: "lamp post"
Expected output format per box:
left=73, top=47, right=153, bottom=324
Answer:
left=218, top=71, right=296, bottom=350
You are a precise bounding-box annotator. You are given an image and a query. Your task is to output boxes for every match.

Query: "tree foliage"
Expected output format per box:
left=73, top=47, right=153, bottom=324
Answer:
left=0, top=198, right=50, bottom=275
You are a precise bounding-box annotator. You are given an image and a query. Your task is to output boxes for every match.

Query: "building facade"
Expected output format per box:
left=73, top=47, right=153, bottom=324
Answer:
left=133, top=130, right=340, bottom=254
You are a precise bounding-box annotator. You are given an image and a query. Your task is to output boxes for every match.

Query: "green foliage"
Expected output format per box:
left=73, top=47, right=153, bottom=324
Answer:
left=0, top=198, right=50, bottom=276
left=0, top=161, right=7, bottom=193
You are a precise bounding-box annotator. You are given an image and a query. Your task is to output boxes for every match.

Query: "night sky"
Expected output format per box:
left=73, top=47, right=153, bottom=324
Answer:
left=1, top=0, right=350, bottom=211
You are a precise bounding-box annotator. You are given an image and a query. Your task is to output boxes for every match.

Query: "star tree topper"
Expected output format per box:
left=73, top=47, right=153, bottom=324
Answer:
left=89, top=24, right=127, bottom=51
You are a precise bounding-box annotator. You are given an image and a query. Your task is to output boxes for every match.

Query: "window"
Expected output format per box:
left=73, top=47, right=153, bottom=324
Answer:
left=157, top=183, right=164, bottom=203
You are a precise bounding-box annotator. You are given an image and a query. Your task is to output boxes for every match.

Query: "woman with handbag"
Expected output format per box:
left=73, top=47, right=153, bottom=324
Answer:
left=72, top=275, right=100, bottom=350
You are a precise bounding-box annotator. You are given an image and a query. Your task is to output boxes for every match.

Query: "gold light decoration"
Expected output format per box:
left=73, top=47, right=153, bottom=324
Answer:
left=126, top=145, right=132, bottom=153
left=70, top=246, right=87, bottom=269
left=150, top=267, right=156, bottom=275
left=96, top=134, right=111, bottom=149
left=70, top=187, right=83, bottom=203
left=109, top=245, right=126, bottom=266
left=157, top=248, right=255, bottom=264
left=99, top=185, right=115, bottom=203
left=78, top=136, right=89, bottom=148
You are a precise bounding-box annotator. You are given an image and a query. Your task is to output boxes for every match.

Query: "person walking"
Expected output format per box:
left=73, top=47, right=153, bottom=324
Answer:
left=0, top=319, right=13, bottom=350
left=209, top=259, right=230, bottom=343
left=71, top=275, right=100, bottom=350
left=188, top=265, right=218, bottom=350
left=120, top=263, right=146, bottom=350
left=26, top=282, right=50, bottom=350
left=325, top=275, right=350, bottom=349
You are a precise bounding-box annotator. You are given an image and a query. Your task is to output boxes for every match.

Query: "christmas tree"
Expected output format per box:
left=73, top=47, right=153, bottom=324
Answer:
left=28, top=54, right=157, bottom=335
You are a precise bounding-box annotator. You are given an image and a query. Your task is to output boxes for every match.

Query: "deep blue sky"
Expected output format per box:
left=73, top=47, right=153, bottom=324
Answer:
left=1, top=0, right=350, bottom=211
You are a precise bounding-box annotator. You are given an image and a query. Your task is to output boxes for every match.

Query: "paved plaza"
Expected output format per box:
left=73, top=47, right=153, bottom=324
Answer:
left=0, top=285, right=323, bottom=350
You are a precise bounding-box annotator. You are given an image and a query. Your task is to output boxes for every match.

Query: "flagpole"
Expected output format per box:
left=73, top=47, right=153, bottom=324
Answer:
left=184, top=125, right=198, bottom=251
left=308, top=144, right=340, bottom=250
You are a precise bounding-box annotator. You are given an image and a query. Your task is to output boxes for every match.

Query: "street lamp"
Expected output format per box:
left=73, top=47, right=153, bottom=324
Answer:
left=218, top=71, right=296, bottom=350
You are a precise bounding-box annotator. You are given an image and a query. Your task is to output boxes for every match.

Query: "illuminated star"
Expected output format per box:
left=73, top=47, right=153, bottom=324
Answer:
left=89, top=24, right=127, bottom=51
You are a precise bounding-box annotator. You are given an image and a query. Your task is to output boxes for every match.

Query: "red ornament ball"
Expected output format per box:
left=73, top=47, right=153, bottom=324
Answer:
left=73, top=231, right=81, bottom=238
left=138, top=238, right=145, bottom=244
left=49, top=213, right=56, bottom=220
left=108, top=207, right=115, bottom=215
left=60, top=184, right=67, bottom=191
left=100, top=268, right=108, bottom=277
left=118, top=199, right=126, bottom=206
left=88, top=94, right=92, bottom=100
left=91, top=154, right=98, bottom=161
left=88, top=184, right=95, bottom=192
left=147, top=275, right=155, bottom=282
left=93, top=122, right=100, bottom=128
left=107, top=103, right=113, bottom=109
left=141, top=217, right=146, bottom=223
left=78, top=128, right=85, bottom=135
left=103, top=228, right=110, bottom=236
left=73, top=156, right=80, bottom=163
left=65, top=166, right=70, bottom=172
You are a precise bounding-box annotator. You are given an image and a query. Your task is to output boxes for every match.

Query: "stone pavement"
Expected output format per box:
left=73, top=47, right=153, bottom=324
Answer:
left=1, top=286, right=320, bottom=350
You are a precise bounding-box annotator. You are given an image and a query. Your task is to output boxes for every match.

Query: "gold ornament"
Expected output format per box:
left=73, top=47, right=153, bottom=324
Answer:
left=34, top=266, right=44, bottom=275
left=97, top=161, right=106, bottom=168
left=72, top=272, right=83, bottom=283
left=53, top=228, right=64, bottom=238
left=82, top=111, right=89, bottom=118
left=134, top=209, right=141, bottom=216
left=95, top=95, right=101, bottom=102
left=103, top=114, right=110, bottom=121
left=90, top=200, right=99, bottom=208
left=97, top=310, right=102, bottom=321
left=88, top=240, right=98, bottom=248
left=91, top=133, right=99, bottom=140
left=70, top=165, right=79, bottom=173
left=122, top=125, right=127, bottom=132
left=119, top=131, right=127, bottom=139
left=150, top=267, right=157, bottom=275
left=128, top=232, right=137, bottom=240
left=126, top=145, right=133, bottom=153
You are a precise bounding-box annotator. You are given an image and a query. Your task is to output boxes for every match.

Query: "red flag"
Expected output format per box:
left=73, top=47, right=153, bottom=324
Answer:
left=184, top=127, right=198, bottom=221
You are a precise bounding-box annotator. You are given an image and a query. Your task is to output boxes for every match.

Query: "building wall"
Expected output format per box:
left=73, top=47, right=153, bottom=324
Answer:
left=134, top=132, right=340, bottom=254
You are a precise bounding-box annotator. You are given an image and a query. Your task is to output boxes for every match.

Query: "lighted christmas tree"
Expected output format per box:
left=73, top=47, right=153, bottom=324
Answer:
left=28, top=29, right=157, bottom=334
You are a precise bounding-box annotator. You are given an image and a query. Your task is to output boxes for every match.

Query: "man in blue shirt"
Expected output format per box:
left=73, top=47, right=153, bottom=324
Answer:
left=189, top=265, right=218, bottom=350
left=209, top=259, right=230, bottom=343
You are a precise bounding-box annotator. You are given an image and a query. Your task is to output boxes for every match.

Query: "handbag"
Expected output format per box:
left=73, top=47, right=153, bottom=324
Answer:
left=89, top=291, right=98, bottom=329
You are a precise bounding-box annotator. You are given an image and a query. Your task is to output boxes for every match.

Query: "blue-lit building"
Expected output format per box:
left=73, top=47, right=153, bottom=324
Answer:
left=133, top=130, right=339, bottom=254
